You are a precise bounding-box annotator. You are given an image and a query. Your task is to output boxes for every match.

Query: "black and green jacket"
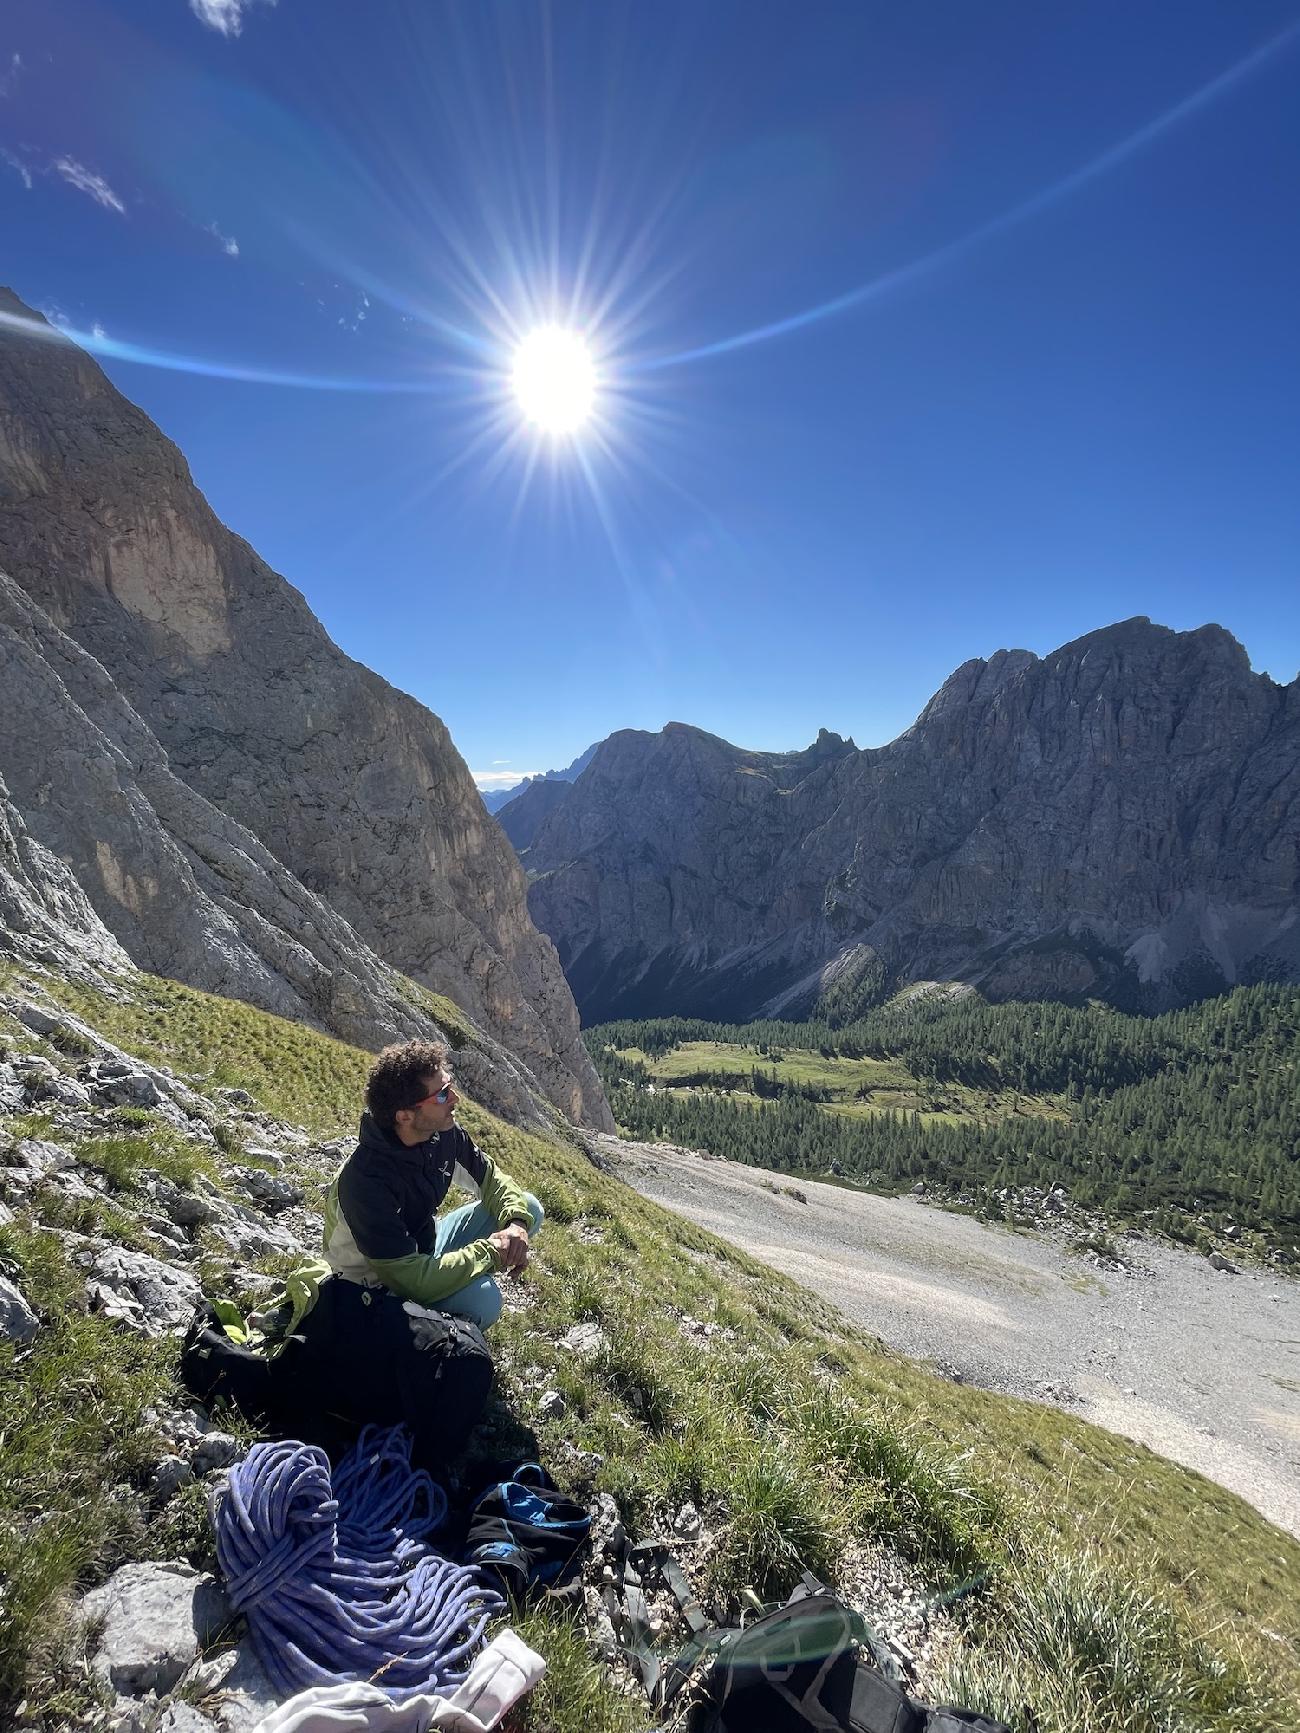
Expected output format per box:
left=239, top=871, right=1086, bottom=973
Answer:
left=323, top=1113, right=532, bottom=1304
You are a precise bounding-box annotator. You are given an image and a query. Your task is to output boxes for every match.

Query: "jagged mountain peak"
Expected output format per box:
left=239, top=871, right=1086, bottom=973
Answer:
left=517, top=619, right=1298, bottom=1022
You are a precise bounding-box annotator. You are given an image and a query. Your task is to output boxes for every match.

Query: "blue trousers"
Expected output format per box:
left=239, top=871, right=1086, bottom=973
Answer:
left=433, top=1192, right=544, bottom=1330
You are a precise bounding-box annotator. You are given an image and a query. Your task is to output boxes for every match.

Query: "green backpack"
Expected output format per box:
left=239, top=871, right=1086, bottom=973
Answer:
left=683, top=1578, right=1012, bottom=1732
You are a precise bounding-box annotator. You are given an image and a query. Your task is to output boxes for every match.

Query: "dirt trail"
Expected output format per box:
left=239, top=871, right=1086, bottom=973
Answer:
left=596, top=1135, right=1300, bottom=1540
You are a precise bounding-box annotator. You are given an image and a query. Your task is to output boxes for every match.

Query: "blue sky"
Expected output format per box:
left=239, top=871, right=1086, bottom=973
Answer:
left=3, top=1, right=1298, bottom=791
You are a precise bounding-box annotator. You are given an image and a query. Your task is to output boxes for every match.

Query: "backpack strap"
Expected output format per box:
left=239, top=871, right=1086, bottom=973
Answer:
left=601, top=1536, right=723, bottom=1707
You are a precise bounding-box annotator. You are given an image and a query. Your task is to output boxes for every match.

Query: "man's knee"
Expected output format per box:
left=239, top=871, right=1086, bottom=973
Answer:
left=524, top=1192, right=544, bottom=1236
left=476, top=1281, right=504, bottom=1330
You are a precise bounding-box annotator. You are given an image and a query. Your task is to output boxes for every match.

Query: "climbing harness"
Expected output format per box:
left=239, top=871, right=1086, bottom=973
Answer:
left=215, top=1424, right=502, bottom=1699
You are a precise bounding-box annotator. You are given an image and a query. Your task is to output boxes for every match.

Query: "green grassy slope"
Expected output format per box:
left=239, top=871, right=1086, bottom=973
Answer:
left=1, top=966, right=1297, bottom=1730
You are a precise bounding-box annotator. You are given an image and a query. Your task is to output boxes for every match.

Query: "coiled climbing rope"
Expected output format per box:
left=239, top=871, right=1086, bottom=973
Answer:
left=215, top=1424, right=502, bottom=1699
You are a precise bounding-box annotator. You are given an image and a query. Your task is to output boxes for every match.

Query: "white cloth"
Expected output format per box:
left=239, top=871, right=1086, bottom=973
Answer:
left=250, top=1629, right=546, bottom=1733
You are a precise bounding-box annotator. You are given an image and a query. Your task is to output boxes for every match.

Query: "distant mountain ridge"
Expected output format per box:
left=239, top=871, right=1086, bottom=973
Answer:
left=0, top=288, right=611, bottom=1130
left=482, top=742, right=600, bottom=815
left=512, top=622, right=1300, bottom=1022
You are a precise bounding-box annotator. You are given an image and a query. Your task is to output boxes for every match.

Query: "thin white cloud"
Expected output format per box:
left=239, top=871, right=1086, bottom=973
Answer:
left=1, top=148, right=32, bottom=190
left=1, top=51, right=22, bottom=97
left=491, top=759, right=511, bottom=766
left=91, top=321, right=107, bottom=340
left=189, top=0, right=276, bottom=37
left=54, top=157, right=125, bottom=214
left=206, top=220, right=240, bottom=257
left=472, top=770, right=543, bottom=791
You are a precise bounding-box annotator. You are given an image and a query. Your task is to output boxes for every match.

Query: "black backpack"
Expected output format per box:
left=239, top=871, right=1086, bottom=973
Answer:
left=290, top=1275, right=494, bottom=1466
left=685, top=1580, right=1012, bottom=1733
left=180, top=1300, right=295, bottom=1425
left=180, top=1279, right=494, bottom=1468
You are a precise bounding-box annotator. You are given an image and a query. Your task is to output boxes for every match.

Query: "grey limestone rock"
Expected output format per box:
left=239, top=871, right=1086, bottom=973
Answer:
left=0, top=291, right=610, bottom=1132
left=203, top=1198, right=305, bottom=1262
left=537, top=1388, right=567, bottom=1421
left=13, top=1053, right=60, bottom=1082
left=150, top=1455, right=196, bottom=1500
left=80, top=1560, right=231, bottom=1697
left=191, top=1430, right=242, bottom=1475
left=147, top=1175, right=216, bottom=1229
left=34, top=1071, right=92, bottom=1109
left=85, top=1245, right=203, bottom=1335
left=560, top=1320, right=607, bottom=1357
left=0, top=1272, right=38, bottom=1342
left=157, top=1705, right=223, bottom=1733
left=13, top=1136, right=75, bottom=1177
left=224, top=1164, right=301, bottom=1214
left=200, top=1639, right=280, bottom=1733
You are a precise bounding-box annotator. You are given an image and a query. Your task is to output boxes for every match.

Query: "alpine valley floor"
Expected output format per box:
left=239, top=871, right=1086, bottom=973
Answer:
left=598, top=1135, right=1300, bottom=1540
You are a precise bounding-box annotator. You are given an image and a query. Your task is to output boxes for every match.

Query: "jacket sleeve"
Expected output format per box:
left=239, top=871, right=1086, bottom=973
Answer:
left=337, top=1157, right=502, bottom=1302
left=369, top=1241, right=501, bottom=1304
left=454, top=1132, right=533, bottom=1230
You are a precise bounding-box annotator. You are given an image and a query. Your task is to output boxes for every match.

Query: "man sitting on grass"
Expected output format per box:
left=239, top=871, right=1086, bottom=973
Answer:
left=323, top=1038, right=543, bottom=1330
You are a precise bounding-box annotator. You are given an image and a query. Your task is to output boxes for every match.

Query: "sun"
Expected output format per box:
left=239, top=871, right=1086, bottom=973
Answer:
left=511, top=326, right=596, bottom=434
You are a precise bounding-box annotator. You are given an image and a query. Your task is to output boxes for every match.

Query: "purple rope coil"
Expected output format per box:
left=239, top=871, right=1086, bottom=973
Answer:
left=215, top=1424, right=502, bottom=1699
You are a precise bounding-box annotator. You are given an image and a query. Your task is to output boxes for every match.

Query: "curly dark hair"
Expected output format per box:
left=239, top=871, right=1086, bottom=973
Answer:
left=365, top=1039, right=449, bottom=1130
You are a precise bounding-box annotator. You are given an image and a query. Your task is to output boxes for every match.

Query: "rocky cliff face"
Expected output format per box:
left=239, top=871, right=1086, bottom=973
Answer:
left=0, top=290, right=611, bottom=1130
left=519, top=624, right=1300, bottom=1020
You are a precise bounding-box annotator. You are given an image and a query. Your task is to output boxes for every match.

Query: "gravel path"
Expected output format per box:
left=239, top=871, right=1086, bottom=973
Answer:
left=596, top=1135, right=1300, bottom=1540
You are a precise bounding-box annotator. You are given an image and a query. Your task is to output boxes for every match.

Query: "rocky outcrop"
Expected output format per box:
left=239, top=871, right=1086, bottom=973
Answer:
left=0, top=289, right=609, bottom=1130
left=518, top=624, right=1300, bottom=1020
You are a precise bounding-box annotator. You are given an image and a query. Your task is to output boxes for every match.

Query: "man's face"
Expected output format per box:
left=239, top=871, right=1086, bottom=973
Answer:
left=395, top=1068, right=459, bottom=1144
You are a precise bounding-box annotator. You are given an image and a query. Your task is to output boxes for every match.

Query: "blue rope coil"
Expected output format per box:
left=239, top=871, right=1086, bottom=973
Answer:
left=215, top=1424, right=502, bottom=1699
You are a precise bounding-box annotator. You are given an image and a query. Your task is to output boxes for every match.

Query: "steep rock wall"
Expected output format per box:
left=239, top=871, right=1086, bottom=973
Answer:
left=0, top=290, right=610, bottom=1128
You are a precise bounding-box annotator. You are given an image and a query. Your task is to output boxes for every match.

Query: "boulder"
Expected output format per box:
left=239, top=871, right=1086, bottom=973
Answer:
left=0, top=1273, right=38, bottom=1343
left=13, top=1054, right=59, bottom=1083
left=191, top=1430, right=242, bottom=1475
left=15, top=1137, right=76, bottom=1177
left=201, top=1639, right=280, bottom=1733
left=150, top=1455, right=196, bottom=1500
left=560, top=1321, right=607, bottom=1357
left=85, top=1246, right=203, bottom=1335
left=225, top=1165, right=302, bottom=1214
left=204, top=1200, right=306, bottom=1262
left=1207, top=1250, right=1239, bottom=1274
left=148, top=1176, right=216, bottom=1229
left=80, top=1561, right=231, bottom=1697
left=94, top=1071, right=162, bottom=1109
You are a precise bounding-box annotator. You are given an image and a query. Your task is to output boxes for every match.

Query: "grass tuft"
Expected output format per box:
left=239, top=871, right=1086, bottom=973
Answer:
left=939, top=1541, right=1278, bottom=1732
left=77, top=1129, right=213, bottom=1194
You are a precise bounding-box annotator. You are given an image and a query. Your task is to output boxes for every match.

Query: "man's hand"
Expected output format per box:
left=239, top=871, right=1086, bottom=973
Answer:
left=489, top=1223, right=531, bottom=1273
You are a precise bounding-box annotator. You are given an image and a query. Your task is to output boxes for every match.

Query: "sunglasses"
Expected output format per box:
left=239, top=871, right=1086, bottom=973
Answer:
left=406, top=1083, right=455, bottom=1110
